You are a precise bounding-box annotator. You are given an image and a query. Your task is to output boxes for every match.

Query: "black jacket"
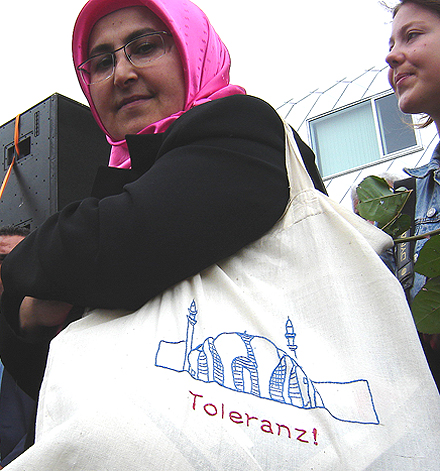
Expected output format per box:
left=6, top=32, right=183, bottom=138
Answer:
left=0, top=94, right=325, bottom=398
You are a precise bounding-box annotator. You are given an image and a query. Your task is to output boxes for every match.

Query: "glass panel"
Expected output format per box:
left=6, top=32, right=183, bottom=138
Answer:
left=375, top=93, right=417, bottom=155
left=310, top=101, right=380, bottom=177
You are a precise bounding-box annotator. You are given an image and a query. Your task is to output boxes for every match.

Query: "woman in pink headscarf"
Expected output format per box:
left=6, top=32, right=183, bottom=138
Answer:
left=0, top=0, right=324, bottom=465
left=73, top=0, right=247, bottom=168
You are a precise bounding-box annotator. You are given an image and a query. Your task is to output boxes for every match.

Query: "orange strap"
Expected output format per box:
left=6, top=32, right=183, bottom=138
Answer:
left=0, top=114, right=20, bottom=200
left=14, top=113, right=20, bottom=156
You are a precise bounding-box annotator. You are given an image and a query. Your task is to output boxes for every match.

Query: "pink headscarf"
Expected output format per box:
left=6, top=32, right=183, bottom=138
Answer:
left=72, top=0, right=246, bottom=168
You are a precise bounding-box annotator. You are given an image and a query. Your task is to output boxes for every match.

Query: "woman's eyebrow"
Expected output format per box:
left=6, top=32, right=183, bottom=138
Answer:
left=398, top=20, right=427, bottom=35
left=88, top=27, right=160, bottom=57
left=389, top=20, right=426, bottom=47
left=125, top=27, right=159, bottom=44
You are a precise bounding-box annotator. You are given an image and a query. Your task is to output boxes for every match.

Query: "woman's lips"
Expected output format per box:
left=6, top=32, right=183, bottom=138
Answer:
left=394, top=72, right=412, bottom=87
left=118, top=95, right=151, bottom=110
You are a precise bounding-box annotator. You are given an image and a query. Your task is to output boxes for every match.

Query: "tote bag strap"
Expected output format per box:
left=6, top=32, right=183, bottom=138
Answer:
left=282, top=120, right=316, bottom=200
left=393, top=177, right=416, bottom=298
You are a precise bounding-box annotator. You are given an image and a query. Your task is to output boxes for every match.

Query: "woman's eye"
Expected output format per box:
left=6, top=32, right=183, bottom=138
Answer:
left=407, top=31, right=421, bottom=41
left=93, top=54, right=114, bottom=72
left=133, top=41, right=156, bottom=56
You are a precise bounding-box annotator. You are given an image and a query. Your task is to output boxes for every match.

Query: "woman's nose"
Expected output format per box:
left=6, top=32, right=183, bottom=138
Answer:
left=113, top=52, right=138, bottom=87
left=386, top=44, right=404, bottom=68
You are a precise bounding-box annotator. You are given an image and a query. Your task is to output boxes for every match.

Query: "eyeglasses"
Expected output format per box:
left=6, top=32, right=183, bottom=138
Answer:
left=77, top=31, right=172, bottom=85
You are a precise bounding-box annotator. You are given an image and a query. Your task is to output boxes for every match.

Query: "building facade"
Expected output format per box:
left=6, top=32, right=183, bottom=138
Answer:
left=279, top=67, right=439, bottom=209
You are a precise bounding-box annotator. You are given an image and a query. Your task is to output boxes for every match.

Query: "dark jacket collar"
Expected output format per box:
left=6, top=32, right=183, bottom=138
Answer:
left=91, top=133, right=165, bottom=199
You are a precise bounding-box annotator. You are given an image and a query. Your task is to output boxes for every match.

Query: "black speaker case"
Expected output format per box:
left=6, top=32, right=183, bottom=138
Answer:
left=0, top=94, right=111, bottom=230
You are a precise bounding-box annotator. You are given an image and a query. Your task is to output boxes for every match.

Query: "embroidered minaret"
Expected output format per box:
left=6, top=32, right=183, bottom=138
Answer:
left=183, top=300, right=198, bottom=371
left=285, top=317, right=298, bottom=357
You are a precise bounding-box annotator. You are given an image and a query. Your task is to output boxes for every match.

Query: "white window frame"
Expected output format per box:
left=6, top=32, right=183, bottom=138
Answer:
left=307, top=90, right=423, bottom=178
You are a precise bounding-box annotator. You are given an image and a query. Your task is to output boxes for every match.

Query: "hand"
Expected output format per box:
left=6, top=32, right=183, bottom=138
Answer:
left=422, top=333, right=440, bottom=351
left=19, top=297, right=73, bottom=341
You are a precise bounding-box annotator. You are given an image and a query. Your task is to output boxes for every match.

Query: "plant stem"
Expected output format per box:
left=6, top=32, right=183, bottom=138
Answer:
left=394, top=228, right=440, bottom=244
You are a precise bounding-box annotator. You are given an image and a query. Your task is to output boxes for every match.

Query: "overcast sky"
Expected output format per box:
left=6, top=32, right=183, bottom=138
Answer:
left=0, top=0, right=393, bottom=127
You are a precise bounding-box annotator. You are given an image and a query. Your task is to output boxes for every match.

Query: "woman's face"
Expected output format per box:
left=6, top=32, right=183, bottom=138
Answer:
left=88, top=6, right=186, bottom=141
left=386, top=2, right=440, bottom=123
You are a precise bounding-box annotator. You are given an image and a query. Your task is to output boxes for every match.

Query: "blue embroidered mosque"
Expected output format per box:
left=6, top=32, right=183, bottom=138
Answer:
left=155, top=300, right=379, bottom=425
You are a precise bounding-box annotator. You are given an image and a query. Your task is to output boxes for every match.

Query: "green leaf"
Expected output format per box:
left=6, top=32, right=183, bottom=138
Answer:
left=356, top=175, right=392, bottom=201
left=356, top=176, right=411, bottom=234
left=411, top=276, right=440, bottom=334
left=414, top=234, right=440, bottom=278
left=384, top=214, right=412, bottom=239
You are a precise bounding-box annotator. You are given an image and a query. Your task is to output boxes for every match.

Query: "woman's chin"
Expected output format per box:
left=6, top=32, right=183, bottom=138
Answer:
left=397, top=96, right=422, bottom=116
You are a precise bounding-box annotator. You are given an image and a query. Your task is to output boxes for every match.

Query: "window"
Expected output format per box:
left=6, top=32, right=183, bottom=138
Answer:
left=308, top=92, right=418, bottom=177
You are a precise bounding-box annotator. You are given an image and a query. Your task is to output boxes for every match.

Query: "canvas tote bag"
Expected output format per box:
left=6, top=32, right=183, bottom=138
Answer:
left=7, top=122, right=440, bottom=470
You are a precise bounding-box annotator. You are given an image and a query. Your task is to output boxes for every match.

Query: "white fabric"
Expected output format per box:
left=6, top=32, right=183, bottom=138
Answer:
left=7, top=123, right=440, bottom=470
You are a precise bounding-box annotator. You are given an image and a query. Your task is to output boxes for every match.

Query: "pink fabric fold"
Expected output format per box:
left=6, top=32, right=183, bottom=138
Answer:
left=72, top=0, right=246, bottom=168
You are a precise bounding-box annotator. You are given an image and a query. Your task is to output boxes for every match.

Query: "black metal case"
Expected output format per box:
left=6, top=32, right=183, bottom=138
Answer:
left=0, top=94, right=110, bottom=230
